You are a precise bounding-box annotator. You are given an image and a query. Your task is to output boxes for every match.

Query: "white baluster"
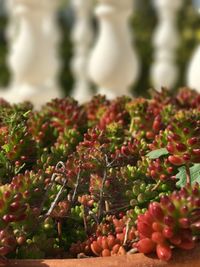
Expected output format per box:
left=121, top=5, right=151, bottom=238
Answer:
left=5, top=0, right=17, bottom=43
left=4, top=0, right=62, bottom=108
left=187, top=2, right=200, bottom=92
left=42, top=1, right=62, bottom=98
left=151, top=0, right=183, bottom=91
left=88, top=0, right=140, bottom=99
left=71, top=0, right=93, bottom=103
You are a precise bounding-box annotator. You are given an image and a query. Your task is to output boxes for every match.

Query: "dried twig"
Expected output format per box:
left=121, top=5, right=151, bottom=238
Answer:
left=85, top=206, right=99, bottom=224
left=46, top=177, right=68, bottom=217
left=123, top=218, right=131, bottom=246
left=151, top=180, right=161, bottom=192
left=127, top=248, right=138, bottom=254
left=77, top=253, right=90, bottom=259
left=97, top=154, right=108, bottom=222
left=185, top=163, right=191, bottom=185
left=40, top=161, right=68, bottom=217
left=40, top=161, right=66, bottom=213
left=83, top=206, right=88, bottom=234
left=72, top=165, right=81, bottom=203
left=57, top=219, right=62, bottom=243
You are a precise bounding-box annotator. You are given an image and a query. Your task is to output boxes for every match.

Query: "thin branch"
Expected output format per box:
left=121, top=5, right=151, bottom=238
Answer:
left=85, top=206, right=99, bottom=224
left=57, top=219, right=62, bottom=243
left=103, top=204, right=131, bottom=216
left=39, top=161, right=68, bottom=217
left=107, top=155, right=121, bottom=168
left=123, top=218, right=131, bottom=246
left=39, top=172, right=57, bottom=214
left=56, top=161, right=66, bottom=171
left=77, top=253, right=90, bottom=259
left=72, top=166, right=81, bottom=203
left=89, top=154, right=103, bottom=166
left=83, top=206, right=88, bottom=235
left=185, top=163, right=191, bottom=185
left=97, top=154, right=108, bottom=222
left=105, top=200, right=110, bottom=213
left=151, top=180, right=162, bottom=192
left=127, top=248, right=138, bottom=254
left=107, top=154, right=136, bottom=168
left=46, top=177, right=68, bottom=217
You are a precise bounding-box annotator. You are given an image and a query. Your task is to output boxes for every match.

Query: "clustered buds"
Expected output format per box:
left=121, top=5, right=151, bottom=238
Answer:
left=43, top=98, right=87, bottom=133
left=175, top=87, right=200, bottom=109
left=84, top=95, right=110, bottom=127
left=166, top=111, right=200, bottom=165
left=126, top=98, right=170, bottom=140
left=0, top=228, right=16, bottom=257
left=136, top=183, right=200, bottom=261
left=146, top=158, right=177, bottom=181
left=71, top=215, right=136, bottom=257
left=98, top=96, right=131, bottom=130
left=0, top=89, right=200, bottom=262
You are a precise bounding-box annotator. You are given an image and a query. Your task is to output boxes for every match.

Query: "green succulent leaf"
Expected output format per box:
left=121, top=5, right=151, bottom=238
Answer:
left=2, top=144, right=10, bottom=153
left=176, top=164, right=200, bottom=188
left=146, top=148, right=169, bottom=159
left=0, top=151, right=7, bottom=163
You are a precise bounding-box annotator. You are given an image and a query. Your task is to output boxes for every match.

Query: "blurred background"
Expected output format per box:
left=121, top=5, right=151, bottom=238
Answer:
left=0, top=0, right=199, bottom=98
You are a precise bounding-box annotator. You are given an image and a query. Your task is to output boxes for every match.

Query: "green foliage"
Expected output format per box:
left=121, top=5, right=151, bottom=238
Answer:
left=146, top=148, right=169, bottom=159
left=176, top=164, right=200, bottom=188
left=0, top=81, right=200, bottom=261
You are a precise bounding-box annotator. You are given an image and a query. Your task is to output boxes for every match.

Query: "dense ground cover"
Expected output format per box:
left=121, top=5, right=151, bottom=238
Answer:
left=1, top=87, right=200, bottom=262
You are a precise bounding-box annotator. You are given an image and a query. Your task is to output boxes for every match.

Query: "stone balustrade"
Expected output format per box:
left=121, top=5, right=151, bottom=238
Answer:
left=71, top=0, right=94, bottom=103
left=151, top=0, right=183, bottom=91
left=187, top=1, right=200, bottom=92
left=4, top=0, right=62, bottom=108
left=0, top=0, right=199, bottom=106
left=88, top=0, right=140, bottom=99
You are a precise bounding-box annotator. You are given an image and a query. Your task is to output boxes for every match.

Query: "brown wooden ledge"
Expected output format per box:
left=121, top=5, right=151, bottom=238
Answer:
left=4, top=244, right=200, bottom=267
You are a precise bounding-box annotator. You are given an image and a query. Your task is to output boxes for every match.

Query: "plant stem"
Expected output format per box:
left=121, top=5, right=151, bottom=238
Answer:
left=185, top=164, right=191, bottom=185
left=85, top=206, right=99, bottom=224
left=57, top=219, right=62, bottom=243
left=83, top=206, right=88, bottom=235
left=151, top=180, right=161, bottom=191
left=40, top=161, right=67, bottom=216
left=46, top=177, right=68, bottom=217
left=98, top=156, right=108, bottom=222
left=123, top=219, right=130, bottom=246
left=127, top=248, right=138, bottom=254
left=72, top=167, right=81, bottom=203
left=105, top=200, right=110, bottom=213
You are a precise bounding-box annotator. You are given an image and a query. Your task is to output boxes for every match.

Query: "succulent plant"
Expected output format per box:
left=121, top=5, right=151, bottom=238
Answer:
left=0, top=89, right=200, bottom=261
left=70, top=214, right=136, bottom=257
left=42, top=98, right=87, bottom=134
left=166, top=110, right=200, bottom=167
left=84, top=95, right=110, bottom=128
left=136, top=183, right=200, bottom=261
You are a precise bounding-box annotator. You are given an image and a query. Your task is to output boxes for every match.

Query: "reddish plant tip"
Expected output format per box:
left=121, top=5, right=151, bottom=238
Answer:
left=156, top=244, right=172, bottom=261
left=149, top=202, right=164, bottom=221
left=137, top=238, right=156, bottom=254
left=168, top=155, right=184, bottom=166
left=1, top=91, right=200, bottom=261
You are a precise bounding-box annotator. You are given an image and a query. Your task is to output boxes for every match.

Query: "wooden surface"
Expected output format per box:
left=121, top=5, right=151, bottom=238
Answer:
left=3, top=244, right=200, bottom=267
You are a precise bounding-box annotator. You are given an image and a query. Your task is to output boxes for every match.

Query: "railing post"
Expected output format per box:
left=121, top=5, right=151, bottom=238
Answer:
left=4, top=0, right=62, bottom=108
left=187, top=2, right=200, bottom=92
left=88, top=0, right=140, bottom=99
left=71, top=0, right=93, bottom=103
left=151, top=0, right=183, bottom=91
